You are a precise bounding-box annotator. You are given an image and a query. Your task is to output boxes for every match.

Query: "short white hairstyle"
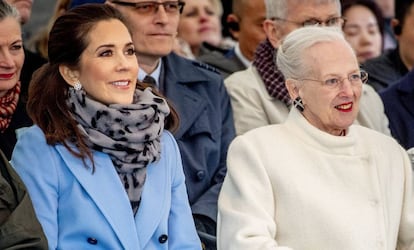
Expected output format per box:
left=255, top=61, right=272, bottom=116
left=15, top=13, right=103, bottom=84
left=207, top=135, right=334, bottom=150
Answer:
left=264, top=0, right=341, bottom=19
left=276, top=26, right=351, bottom=80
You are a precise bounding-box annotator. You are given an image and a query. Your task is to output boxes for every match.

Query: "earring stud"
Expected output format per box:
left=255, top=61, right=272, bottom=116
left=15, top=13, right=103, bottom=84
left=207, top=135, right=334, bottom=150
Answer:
left=293, top=96, right=304, bottom=112
left=73, top=81, right=82, bottom=91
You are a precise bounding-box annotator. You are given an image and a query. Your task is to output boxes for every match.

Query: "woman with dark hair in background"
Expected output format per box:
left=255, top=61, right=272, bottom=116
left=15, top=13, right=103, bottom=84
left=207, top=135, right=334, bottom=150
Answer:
left=341, top=0, right=384, bottom=64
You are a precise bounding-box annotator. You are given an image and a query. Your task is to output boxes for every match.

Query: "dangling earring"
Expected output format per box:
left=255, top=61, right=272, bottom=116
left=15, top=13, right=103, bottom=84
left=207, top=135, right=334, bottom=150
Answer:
left=293, top=96, right=304, bottom=112
left=73, top=80, right=82, bottom=91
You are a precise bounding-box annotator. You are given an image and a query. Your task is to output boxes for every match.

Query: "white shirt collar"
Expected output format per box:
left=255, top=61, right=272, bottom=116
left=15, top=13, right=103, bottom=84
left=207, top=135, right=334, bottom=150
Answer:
left=138, top=60, right=162, bottom=87
left=234, top=42, right=252, bottom=68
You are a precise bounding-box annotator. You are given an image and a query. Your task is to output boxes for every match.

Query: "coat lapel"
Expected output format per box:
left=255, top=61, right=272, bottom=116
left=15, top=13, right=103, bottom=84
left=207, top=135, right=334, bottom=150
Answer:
left=55, top=145, right=139, bottom=249
left=134, top=160, right=168, bottom=248
left=162, top=54, right=208, bottom=139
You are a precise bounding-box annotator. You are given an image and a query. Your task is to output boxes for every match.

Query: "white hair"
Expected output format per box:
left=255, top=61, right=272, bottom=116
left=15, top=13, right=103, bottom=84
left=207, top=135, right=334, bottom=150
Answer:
left=276, top=26, right=350, bottom=80
left=264, top=0, right=341, bottom=19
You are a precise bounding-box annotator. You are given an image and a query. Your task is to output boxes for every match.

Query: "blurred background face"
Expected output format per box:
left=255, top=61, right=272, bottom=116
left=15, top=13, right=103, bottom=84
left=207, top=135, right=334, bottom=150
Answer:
left=75, top=19, right=138, bottom=105
left=397, top=4, right=414, bottom=71
left=177, top=0, right=221, bottom=55
left=299, top=40, right=362, bottom=135
left=0, top=17, right=24, bottom=97
left=110, top=1, right=181, bottom=61
left=5, top=0, right=33, bottom=24
left=343, top=5, right=382, bottom=63
left=230, top=0, right=266, bottom=61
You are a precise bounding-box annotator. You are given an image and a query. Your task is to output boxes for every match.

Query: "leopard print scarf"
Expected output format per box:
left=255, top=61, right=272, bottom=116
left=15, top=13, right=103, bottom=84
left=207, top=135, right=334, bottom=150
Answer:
left=0, top=82, right=20, bottom=132
left=67, top=87, right=170, bottom=214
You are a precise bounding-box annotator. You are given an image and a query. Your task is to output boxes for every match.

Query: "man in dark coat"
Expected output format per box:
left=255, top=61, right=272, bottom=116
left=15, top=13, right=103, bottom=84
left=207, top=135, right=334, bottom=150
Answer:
left=107, top=1, right=236, bottom=249
left=380, top=68, right=414, bottom=150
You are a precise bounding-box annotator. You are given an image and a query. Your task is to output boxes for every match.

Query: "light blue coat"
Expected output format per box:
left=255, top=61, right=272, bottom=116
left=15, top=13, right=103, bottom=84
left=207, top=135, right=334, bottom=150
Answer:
left=11, top=125, right=201, bottom=250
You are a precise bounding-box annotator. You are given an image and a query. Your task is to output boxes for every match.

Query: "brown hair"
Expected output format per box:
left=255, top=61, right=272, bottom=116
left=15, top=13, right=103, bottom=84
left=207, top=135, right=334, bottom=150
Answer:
left=28, top=4, right=179, bottom=168
left=26, top=0, right=72, bottom=59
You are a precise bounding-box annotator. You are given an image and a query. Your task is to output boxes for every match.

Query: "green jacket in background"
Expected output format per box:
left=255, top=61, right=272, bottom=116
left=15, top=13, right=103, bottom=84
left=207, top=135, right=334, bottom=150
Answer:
left=0, top=150, right=47, bottom=249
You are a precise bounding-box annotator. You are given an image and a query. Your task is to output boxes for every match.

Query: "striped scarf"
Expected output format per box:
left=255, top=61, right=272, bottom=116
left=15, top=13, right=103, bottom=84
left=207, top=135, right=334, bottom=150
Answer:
left=0, top=82, right=20, bottom=132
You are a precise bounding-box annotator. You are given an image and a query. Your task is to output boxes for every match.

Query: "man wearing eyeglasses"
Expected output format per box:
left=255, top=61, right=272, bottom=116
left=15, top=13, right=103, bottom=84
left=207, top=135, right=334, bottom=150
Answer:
left=224, top=0, right=390, bottom=136
left=106, top=1, right=235, bottom=249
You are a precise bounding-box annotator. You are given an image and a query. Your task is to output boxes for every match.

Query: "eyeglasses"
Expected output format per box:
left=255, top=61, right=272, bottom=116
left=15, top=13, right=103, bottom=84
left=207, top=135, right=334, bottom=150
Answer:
left=272, top=16, right=346, bottom=27
left=295, top=70, right=368, bottom=89
left=111, top=1, right=185, bottom=15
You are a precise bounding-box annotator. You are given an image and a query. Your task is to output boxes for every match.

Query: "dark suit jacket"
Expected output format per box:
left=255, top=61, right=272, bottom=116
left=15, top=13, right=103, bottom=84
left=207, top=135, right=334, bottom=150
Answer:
left=362, top=47, right=408, bottom=92
left=160, top=53, right=235, bottom=223
left=380, top=69, right=414, bottom=149
left=198, top=48, right=246, bottom=79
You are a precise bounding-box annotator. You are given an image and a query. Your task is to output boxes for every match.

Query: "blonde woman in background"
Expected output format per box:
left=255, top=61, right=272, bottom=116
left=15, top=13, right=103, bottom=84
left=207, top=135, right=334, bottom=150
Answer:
left=176, top=0, right=234, bottom=58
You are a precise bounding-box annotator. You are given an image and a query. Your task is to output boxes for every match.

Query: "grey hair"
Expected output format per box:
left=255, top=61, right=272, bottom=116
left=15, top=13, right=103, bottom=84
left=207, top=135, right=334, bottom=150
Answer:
left=264, top=0, right=341, bottom=19
left=0, top=0, right=20, bottom=21
left=276, top=26, right=348, bottom=80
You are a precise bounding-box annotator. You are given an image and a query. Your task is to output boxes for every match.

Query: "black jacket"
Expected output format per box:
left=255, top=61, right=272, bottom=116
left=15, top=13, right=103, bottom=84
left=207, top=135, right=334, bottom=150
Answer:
left=362, top=48, right=409, bottom=92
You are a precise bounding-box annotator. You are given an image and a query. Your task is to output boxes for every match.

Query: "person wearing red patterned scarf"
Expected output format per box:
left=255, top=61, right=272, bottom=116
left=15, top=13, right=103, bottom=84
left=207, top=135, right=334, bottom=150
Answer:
left=0, top=0, right=32, bottom=159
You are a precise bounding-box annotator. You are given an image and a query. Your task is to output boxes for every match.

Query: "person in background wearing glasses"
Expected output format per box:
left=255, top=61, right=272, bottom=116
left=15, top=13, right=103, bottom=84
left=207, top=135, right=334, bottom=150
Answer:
left=218, top=26, right=414, bottom=250
left=105, top=1, right=235, bottom=249
left=224, top=0, right=390, bottom=136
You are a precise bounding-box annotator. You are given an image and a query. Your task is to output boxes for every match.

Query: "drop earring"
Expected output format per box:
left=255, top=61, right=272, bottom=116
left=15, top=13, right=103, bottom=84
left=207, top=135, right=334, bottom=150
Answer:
left=293, top=96, right=304, bottom=112
left=73, top=80, right=82, bottom=91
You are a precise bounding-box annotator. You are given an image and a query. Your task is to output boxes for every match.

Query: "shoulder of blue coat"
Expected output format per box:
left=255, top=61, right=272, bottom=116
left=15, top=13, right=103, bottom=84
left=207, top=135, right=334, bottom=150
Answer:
left=191, top=60, right=221, bottom=75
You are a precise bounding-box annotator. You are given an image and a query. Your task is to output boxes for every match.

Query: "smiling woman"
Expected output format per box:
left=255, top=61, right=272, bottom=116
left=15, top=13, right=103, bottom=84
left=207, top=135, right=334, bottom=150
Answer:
left=218, top=26, right=414, bottom=250
left=0, top=0, right=34, bottom=159
left=10, top=3, right=201, bottom=249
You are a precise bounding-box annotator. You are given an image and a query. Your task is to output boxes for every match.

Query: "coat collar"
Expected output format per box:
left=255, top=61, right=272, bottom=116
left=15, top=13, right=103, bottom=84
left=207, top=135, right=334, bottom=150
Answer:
left=162, top=53, right=211, bottom=139
left=55, top=144, right=168, bottom=249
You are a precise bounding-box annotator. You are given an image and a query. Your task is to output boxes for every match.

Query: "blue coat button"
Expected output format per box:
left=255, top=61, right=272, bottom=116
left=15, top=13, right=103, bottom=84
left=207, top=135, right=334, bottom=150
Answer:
left=87, top=237, right=98, bottom=245
left=196, top=170, right=205, bottom=180
left=158, top=234, right=168, bottom=244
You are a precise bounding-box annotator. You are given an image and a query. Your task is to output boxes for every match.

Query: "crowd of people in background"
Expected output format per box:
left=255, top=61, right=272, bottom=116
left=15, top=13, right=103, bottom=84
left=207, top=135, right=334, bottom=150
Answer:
left=0, top=0, right=413, bottom=249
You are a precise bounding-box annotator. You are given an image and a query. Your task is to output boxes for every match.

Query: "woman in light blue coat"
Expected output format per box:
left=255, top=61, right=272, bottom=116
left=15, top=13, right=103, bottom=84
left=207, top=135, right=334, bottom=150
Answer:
left=10, top=4, right=201, bottom=250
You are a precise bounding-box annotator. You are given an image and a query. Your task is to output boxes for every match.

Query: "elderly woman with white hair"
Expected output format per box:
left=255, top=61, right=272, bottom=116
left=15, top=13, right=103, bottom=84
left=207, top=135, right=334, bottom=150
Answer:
left=217, top=26, right=414, bottom=250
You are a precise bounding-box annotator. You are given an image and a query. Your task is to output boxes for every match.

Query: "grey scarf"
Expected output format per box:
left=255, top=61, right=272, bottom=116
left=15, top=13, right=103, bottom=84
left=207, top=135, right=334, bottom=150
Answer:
left=67, top=87, right=170, bottom=214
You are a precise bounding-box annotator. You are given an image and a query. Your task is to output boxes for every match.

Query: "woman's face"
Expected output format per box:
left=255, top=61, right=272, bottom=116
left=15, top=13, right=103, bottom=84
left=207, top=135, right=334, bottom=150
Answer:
left=177, top=0, right=222, bottom=54
left=0, top=17, right=24, bottom=98
left=70, top=19, right=138, bottom=105
left=298, top=40, right=362, bottom=136
left=342, top=5, right=382, bottom=63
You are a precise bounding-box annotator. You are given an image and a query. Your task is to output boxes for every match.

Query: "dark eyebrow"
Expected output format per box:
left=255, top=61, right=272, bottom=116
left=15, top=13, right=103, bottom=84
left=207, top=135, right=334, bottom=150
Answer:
left=95, top=44, right=115, bottom=52
left=94, top=42, right=134, bottom=52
